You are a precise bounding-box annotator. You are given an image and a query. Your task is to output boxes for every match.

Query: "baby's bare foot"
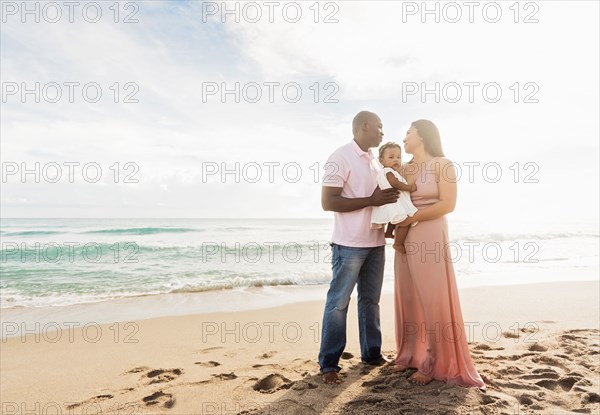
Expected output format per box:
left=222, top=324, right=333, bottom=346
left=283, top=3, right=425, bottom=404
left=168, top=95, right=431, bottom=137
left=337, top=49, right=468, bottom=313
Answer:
left=393, top=244, right=406, bottom=254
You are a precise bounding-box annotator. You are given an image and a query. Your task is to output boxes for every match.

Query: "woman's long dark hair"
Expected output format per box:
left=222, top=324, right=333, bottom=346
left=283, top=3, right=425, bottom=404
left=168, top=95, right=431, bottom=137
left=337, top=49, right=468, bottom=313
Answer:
left=412, top=119, right=444, bottom=157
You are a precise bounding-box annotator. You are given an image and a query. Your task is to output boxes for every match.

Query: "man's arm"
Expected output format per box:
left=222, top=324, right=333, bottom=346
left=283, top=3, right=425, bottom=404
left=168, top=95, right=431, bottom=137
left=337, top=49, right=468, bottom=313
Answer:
left=321, top=186, right=399, bottom=212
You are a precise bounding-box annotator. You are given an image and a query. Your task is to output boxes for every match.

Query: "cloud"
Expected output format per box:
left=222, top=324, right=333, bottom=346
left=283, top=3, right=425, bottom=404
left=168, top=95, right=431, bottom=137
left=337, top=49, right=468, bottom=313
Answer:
left=1, top=1, right=598, bottom=222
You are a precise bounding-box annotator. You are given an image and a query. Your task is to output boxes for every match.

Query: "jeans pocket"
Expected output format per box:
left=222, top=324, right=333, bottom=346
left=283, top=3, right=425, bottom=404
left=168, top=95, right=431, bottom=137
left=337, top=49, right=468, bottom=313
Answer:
left=330, top=243, right=340, bottom=270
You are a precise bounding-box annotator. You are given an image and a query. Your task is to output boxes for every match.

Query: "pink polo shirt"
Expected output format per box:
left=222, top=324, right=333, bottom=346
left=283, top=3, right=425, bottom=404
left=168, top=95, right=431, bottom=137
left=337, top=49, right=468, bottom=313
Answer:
left=323, top=140, right=385, bottom=247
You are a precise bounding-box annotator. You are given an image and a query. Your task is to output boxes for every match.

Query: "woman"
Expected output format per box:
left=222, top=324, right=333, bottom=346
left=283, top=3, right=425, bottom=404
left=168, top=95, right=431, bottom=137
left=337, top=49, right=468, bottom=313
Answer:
left=391, top=120, right=485, bottom=389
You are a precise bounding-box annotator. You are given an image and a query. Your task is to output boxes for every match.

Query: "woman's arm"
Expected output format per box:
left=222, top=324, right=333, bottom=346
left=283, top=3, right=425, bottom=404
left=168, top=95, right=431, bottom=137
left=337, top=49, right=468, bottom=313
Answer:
left=386, top=172, right=417, bottom=192
left=397, top=158, right=457, bottom=225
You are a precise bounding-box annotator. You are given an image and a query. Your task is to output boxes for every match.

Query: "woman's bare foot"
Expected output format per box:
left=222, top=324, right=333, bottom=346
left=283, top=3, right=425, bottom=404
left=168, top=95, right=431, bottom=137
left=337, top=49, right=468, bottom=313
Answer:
left=390, top=364, right=409, bottom=373
left=322, top=372, right=342, bottom=384
left=408, top=371, right=433, bottom=386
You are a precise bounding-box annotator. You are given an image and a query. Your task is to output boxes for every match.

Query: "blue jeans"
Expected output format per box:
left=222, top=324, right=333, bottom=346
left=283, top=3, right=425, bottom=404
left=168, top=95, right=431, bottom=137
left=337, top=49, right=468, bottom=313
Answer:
left=318, top=243, right=385, bottom=373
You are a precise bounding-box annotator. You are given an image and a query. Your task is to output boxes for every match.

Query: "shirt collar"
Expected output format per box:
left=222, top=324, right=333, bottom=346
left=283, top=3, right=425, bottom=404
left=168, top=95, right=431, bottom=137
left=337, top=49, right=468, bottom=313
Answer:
left=351, top=139, right=374, bottom=160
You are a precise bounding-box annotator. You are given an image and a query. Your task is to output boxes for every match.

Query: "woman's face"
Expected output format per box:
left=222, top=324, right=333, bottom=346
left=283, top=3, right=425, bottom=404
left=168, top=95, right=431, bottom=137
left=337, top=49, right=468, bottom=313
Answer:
left=403, top=126, right=422, bottom=155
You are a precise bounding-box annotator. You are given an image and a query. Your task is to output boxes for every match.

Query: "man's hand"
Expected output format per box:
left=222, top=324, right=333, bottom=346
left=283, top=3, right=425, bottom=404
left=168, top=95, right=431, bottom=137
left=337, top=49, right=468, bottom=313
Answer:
left=409, top=184, right=417, bottom=192
left=370, top=187, right=399, bottom=206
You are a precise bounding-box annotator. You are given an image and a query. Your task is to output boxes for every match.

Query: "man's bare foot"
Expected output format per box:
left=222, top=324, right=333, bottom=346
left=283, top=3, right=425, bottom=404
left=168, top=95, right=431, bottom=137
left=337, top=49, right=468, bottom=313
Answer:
left=408, top=371, right=433, bottom=386
left=322, top=372, right=342, bottom=384
left=390, top=364, right=409, bottom=373
left=393, top=243, right=406, bottom=254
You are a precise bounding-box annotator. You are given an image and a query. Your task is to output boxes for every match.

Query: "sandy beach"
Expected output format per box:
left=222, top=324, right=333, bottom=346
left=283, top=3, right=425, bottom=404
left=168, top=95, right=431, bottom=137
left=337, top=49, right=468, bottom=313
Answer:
left=1, top=280, right=599, bottom=415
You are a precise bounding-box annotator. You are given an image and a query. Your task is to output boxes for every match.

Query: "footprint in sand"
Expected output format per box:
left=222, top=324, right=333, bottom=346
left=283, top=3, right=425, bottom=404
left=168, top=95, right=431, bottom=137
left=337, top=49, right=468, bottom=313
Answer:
left=198, top=346, right=224, bottom=354
left=253, top=373, right=293, bottom=393
left=502, top=331, right=520, bottom=339
left=521, top=368, right=560, bottom=380
left=528, top=343, right=548, bottom=352
left=126, top=366, right=151, bottom=374
left=361, top=378, right=386, bottom=387
left=66, top=394, right=113, bottom=410
left=195, top=361, right=221, bottom=367
left=252, top=363, right=280, bottom=369
left=346, top=396, right=385, bottom=409
left=497, top=366, right=525, bottom=376
left=495, top=380, right=541, bottom=391
left=560, top=344, right=583, bottom=356
left=578, top=359, right=598, bottom=370
left=341, top=352, right=354, bottom=360
left=144, top=368, right=183, bottom=384
left=474, top=343, right=504, bottom=351
left=535, top=376, right=580, bottom=392
left=518, top=394, right=537, bottom=406
left=561, top=334, right=585, bottom=342
left=569, top=328, right=599, bottom=334
left=560, top=330, right=596, bottom=348
left=582, top=392, right=600, bottom=404
left=501, top=352, right=537, bottom=361
left=474, top=344, right=492, bottom=351
left=258, top=351, right=276, bottom=359
left=212, top=372, right=237, bottom=380
left=361, top=378, right=391, bottom=393
left=422, top=329, right=600, bottom=414
left=557, top=376, right=581, bottom=391
left=531, top=355, right=568, bottom=370
left=481, top=394, right=506, bottom=406
left=142, top=391, right=175, bottom=408
left=291, top=380, right=318, bottom=391
left=573, top=378, right=593, bottom=387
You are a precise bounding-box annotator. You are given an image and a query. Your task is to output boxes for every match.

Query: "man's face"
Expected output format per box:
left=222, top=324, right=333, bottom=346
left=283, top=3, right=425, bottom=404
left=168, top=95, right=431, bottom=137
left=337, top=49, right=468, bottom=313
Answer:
left=366, top=116, right=384, bottom=148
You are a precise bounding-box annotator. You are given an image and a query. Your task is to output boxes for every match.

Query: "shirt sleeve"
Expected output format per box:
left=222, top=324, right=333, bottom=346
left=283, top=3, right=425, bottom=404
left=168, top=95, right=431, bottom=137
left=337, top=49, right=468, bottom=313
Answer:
left=322, top=150, right=348, bottom=187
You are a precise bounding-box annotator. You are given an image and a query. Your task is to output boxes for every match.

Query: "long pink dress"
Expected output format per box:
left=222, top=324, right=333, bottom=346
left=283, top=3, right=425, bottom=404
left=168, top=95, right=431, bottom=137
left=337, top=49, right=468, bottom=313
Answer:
left=394, top=159, right=485, bottom=389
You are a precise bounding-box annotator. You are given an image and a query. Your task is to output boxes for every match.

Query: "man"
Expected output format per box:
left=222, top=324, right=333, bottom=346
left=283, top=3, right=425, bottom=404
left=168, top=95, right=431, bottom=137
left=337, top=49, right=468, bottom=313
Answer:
left=318, top=111, right=399, bottom=384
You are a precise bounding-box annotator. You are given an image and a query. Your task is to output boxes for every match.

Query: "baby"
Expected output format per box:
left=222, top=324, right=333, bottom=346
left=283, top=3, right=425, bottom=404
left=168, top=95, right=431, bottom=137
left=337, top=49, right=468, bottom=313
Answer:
left=371, top=142, right=418, bottom=253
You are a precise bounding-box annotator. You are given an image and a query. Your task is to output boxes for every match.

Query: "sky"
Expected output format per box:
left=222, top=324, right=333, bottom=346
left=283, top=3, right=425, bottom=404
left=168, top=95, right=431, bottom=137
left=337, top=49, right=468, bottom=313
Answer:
left=1, top=0, right=598, bottom=226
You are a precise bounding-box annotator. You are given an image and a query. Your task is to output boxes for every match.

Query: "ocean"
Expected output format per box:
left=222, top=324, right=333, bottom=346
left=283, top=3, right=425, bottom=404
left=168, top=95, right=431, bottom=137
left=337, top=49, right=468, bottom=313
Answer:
left=1, top=218, right=598, bottom=310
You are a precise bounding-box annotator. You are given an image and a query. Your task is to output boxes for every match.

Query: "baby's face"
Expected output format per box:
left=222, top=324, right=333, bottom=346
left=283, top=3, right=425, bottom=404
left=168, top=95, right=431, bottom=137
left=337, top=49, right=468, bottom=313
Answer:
left=380, top=147, right=402, bottom=169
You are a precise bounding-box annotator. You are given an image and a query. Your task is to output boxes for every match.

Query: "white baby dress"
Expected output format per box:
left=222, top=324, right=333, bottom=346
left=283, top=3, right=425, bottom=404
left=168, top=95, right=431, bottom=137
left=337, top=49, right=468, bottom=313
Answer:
left=371, top=167, right=418, bottom=229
